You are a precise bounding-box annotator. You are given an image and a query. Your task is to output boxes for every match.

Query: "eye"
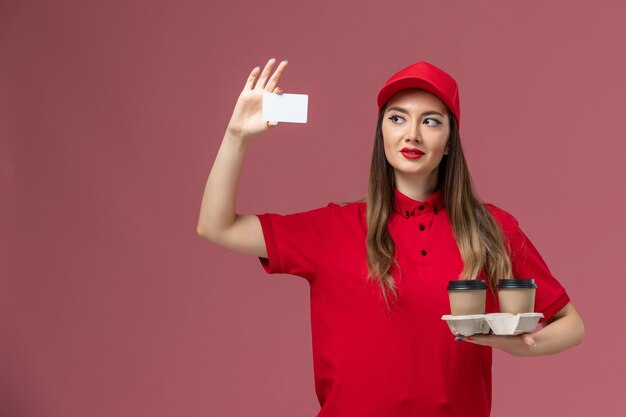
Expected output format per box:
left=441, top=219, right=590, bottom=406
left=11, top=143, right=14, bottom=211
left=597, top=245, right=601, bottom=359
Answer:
left=424, top=118, right=442, bottom=126
left=388, top=115, right=404, bottom=124
left=388, top=115, right=442, bottom=126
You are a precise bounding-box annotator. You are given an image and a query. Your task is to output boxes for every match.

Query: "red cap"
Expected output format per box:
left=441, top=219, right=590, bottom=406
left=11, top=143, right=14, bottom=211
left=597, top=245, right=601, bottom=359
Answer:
left=377, top=61, right=461, bottom=128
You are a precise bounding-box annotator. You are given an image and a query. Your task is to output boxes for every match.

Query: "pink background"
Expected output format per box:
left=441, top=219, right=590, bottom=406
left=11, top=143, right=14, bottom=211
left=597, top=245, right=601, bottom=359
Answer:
left=1, top=1, right=625, bottom=416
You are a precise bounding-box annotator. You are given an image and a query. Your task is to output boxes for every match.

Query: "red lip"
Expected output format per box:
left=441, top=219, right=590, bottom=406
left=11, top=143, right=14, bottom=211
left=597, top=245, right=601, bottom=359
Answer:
left=400, top=148, right=424, bottom=155
left=400, top=147, right=425, bottom=155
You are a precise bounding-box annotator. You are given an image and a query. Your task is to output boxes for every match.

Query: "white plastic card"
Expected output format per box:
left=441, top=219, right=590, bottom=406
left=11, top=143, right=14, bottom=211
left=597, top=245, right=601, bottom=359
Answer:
left=262, top=92, right=308, bottom=123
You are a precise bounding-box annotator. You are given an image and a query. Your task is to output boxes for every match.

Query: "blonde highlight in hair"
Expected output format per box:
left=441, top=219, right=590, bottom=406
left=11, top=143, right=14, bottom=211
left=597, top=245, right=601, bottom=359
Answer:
left=364, top=103, right=513, bottom=309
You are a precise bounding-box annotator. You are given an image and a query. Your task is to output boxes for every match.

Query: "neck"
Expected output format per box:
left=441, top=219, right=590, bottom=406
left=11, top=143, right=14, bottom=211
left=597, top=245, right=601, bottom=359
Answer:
left=394, top=169, right=439, bottom=201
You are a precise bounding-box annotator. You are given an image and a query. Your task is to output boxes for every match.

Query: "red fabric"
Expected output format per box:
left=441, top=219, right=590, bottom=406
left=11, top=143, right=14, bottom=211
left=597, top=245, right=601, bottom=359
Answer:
left=256, top=188, right=570, bottom=417
left=376, top=61, right=461, bottom=127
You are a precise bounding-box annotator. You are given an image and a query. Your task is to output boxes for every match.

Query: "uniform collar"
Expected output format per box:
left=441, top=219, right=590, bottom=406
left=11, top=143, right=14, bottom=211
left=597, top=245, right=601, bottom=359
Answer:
left=393, top=188, right=444, bottom=218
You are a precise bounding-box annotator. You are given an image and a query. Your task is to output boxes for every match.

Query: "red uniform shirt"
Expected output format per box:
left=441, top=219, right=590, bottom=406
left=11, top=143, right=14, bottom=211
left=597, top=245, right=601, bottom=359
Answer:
left=256, top=188, right=570, bottom=417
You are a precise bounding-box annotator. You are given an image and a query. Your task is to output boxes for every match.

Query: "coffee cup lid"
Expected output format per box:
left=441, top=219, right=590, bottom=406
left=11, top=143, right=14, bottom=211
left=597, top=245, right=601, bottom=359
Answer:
left=497, top=278, right=537, bottom=289
left=447, top=279, right=487, bottom=291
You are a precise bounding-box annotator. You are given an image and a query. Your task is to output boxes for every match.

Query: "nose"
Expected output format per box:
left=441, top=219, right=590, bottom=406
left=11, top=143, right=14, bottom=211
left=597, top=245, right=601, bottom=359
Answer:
left=405, top=119, right=421, bottom=142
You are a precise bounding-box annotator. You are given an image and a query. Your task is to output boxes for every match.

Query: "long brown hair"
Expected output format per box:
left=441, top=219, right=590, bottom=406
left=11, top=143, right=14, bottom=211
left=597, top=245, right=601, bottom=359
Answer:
left=360, top=103, right=513, bottom=309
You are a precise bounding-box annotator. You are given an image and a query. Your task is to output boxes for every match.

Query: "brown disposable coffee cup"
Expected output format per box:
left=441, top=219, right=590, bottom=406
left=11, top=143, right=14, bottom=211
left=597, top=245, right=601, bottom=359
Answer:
left=447, top=279, right=487, bottom=315
left=497, top=278, right=537, bottom=314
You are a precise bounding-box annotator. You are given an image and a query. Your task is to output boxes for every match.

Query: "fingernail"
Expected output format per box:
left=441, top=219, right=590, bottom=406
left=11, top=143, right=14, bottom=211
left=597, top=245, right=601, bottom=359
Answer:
left=283, top=59, right=288, bottom=63
left=455, top=337, right=463, bottom=342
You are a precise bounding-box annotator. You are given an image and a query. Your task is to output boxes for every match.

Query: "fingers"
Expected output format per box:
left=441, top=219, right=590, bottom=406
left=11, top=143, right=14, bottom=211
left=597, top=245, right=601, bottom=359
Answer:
left=253, top=57, right=277, bottom=90
left=267, top=120, right=278, bottom=127
left=244, top=66, right=261, bottom=90
left=520, top=333, right=536, bottom=347
left=265, top=60, right=288, bottom=92
left=245, top=58, right=288, bottom=92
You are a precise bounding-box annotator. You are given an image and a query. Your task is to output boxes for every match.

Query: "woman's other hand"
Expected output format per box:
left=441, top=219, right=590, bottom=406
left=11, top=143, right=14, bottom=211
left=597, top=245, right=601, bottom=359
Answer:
left=226, top=57, right=288, bottom=140
left=456, top=304, right=584, bottom=357
left=455, top=332, right=537, bottom=357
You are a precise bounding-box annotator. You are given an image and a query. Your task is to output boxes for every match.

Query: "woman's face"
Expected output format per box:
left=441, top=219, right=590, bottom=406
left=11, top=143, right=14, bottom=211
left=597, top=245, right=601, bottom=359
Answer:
left=381, top=89, right=451, bottom=186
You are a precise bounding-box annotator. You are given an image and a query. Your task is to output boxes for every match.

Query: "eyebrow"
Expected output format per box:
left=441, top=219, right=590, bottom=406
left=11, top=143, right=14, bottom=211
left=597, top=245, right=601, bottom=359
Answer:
left=386, top=106, right=446, bottom=118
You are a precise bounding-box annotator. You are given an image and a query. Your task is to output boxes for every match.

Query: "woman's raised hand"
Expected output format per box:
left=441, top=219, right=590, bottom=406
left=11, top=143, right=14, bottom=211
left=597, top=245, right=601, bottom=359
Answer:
left=226, top=57, right=288, bottom=140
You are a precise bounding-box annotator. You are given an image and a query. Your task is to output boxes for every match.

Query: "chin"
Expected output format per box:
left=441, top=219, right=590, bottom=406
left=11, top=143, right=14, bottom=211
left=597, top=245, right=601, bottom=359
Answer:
left=394, top=161, right=436, bottom=175
left=394, top=167, right=427, bottom=176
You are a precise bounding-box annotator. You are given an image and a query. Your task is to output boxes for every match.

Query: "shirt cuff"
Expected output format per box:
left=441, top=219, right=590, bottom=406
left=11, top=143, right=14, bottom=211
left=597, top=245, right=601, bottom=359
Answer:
left=256, top=214, right=282, bottom=274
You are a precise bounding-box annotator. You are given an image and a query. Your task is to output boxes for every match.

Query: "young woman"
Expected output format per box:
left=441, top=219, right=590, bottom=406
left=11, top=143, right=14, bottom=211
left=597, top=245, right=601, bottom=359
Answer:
left=197, top=58, right=585, bottom=417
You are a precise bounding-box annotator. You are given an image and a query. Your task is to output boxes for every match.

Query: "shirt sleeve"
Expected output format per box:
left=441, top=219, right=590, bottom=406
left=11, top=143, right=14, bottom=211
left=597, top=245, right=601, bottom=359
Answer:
left=488, top=204, right=571, bottom=324
left=256, top=202, right=339, bottom=284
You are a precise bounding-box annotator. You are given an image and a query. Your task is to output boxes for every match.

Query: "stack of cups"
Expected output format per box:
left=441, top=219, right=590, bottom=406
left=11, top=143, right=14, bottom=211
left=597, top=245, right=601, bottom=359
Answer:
left=496, top=278, right=537, bottom=314
left=447, top=278, right=538, bottom=315
left=444, top=278, right=540, bottom=336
